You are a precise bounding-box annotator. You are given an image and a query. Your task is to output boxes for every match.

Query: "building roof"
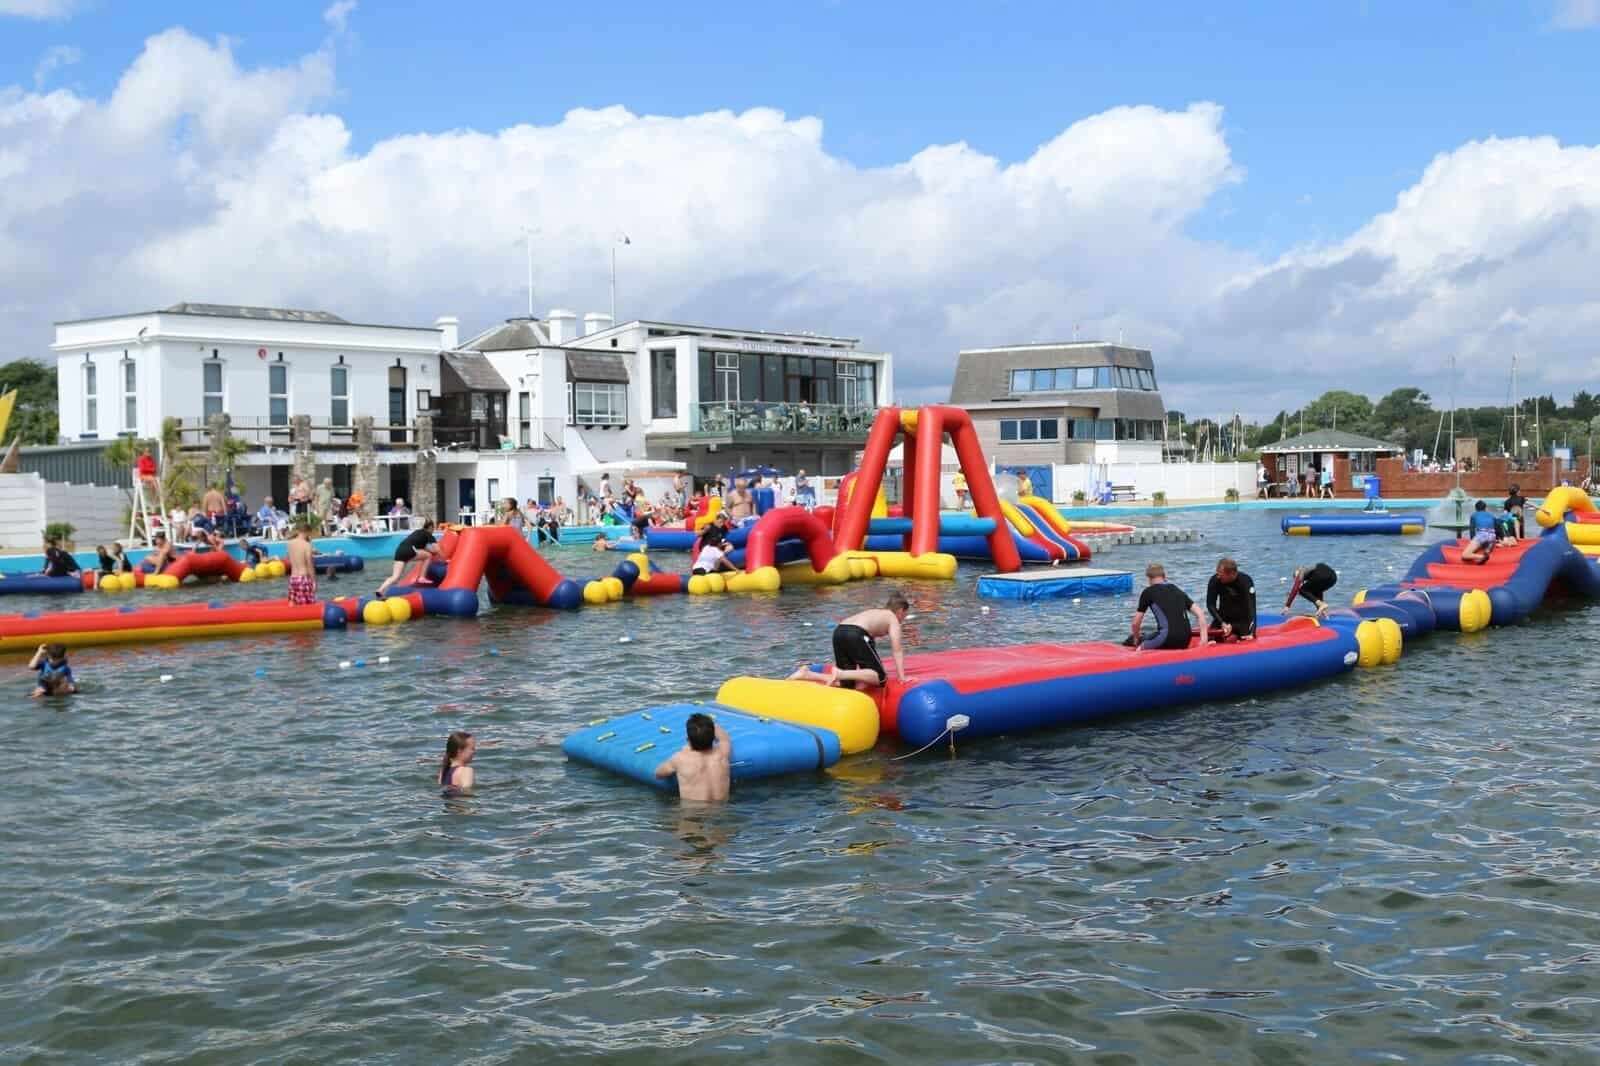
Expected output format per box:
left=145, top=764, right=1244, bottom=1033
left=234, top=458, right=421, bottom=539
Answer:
left=948, top=342, right=1157, bottom=407
left=565, top=350, right=630, bottom=384
left=163, top=302, right=350, bottom=324
left=464, top=317, right=550, bottom=351
left=1260, top=429, right=1402, bottom=454
left=440, top=350, right=510, bottom=392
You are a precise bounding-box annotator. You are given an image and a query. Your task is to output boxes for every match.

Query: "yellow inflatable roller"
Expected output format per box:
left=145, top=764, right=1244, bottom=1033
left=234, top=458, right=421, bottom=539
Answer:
left=846, top=550, right=958, bottom=580
left=778, top=553, right=856, bottom=586
left=716, top=677, right=879, bottom=755
left=1536, top=485, right=1596, bottom=529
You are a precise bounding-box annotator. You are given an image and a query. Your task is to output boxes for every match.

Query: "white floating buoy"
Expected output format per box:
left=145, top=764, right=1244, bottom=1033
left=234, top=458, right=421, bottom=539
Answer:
left=802, top=621, right=813, bottom=627
left=377, top=655, right=391, bottom=664
left=980, top=606, right=991, bottom=614
left=338, top=660, right=352, bottom=670
left=159, top=674, right=174, bottom=683
left=618, top=635, right=633, bottom=644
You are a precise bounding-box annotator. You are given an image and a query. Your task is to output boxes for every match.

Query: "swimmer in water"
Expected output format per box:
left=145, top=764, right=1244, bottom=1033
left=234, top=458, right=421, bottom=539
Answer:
left=29, top=643, right=77, bottom=698
left=439, top=731, right=476, bottom=794
left=653, top=712, right=731, bottom=802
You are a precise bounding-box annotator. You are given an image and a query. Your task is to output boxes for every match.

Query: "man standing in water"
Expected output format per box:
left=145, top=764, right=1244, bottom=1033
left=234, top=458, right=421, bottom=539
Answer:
left=654, top=712, right=732, bottom=802
left=285, top=522, right=317, bottom=605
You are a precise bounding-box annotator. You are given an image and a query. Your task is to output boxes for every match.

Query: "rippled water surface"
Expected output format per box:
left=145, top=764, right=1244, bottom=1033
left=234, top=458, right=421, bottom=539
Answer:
left=6, top=511, right=1600, bottom=1064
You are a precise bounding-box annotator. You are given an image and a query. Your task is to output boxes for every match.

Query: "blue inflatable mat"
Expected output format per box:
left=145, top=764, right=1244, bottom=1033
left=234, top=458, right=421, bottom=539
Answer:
left=0, top=575, right=85, bottom=597
left=312, top=554, right=365, bottom=573
left=562, top=703, right=841, bottom=790
left=977, top=567, right=1133, bottom=601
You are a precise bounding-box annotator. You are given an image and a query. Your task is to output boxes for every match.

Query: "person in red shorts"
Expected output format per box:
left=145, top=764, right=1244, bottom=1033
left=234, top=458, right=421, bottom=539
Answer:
left=285, top=523, right=317, bottom=605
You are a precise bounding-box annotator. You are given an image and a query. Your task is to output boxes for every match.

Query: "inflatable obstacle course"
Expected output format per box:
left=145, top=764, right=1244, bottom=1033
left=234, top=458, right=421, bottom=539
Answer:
left=976, top=567, right=1133, bottom=601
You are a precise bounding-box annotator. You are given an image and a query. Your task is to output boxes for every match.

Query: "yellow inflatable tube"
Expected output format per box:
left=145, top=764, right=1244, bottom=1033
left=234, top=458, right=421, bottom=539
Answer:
left=778, top=553, right=856, bottom=586
left=1536, top=486, right=1596, bottom=528
left=691, top=495, right=724, bottom=532
left=1018, top=494, right=1074, bottom=535
left=715, top=677, right=879, bottom=754
left=998, top=499, right=1039, bottom=537
left=846, top=550, right=958, bottom=580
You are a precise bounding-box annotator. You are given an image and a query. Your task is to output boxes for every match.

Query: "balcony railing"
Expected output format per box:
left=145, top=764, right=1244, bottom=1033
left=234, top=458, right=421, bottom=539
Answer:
left=692, top=401, right=876, bottom=438
left=171, top=415, right=564, bottom=453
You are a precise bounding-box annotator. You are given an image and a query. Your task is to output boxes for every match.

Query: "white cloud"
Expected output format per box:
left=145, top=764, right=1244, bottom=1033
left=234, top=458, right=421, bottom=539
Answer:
left=32, top=44, right=80, bottom=88
left=323, top=0, right=356, bottom=33
left=3, top=26, right=1600, bottom=420
left=0, top=0, right=79, bottom=17
left=1552, top=0, right=1600, bottom=28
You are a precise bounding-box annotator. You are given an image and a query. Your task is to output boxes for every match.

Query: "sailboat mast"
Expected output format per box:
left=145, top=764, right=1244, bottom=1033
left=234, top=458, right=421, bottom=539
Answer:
left=1512, top=353, right=1519, bottom=460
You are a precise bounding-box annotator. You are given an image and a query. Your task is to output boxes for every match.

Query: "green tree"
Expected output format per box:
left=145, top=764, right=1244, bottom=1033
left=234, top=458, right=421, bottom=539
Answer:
left=1303, top=389, right=1374, bottom=432
left=0, top=358, right=60, bottom=444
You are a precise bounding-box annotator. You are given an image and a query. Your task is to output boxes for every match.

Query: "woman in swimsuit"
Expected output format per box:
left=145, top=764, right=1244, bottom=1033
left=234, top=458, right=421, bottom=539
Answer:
left=439, top=731, right=476, bottom=794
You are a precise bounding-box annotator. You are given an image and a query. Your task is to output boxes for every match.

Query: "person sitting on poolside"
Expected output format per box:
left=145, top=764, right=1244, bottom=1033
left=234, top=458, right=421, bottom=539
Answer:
left=29, top=643, right=77, bottom=698
left=1286, top=562, right=1338, bottom=615
left=653, top=712, right=731, bottom=802
left=145, top=533, right=177, bottom=574
left=1460, top=499, right=1498, bottom=564
left=1128, top=563, right=1208, bottom=652
left=691, top=529, right=739, bottom=576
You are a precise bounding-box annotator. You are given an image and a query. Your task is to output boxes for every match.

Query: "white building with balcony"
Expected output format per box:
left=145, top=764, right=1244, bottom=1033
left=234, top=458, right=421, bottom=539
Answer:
left=52, top=302, right=450, bottom=509
left=442, top=309, right=895, bottom=516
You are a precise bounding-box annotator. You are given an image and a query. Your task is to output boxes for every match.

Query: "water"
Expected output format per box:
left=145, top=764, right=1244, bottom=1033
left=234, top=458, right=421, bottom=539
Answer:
left=6, top=511, right=1600, bottom=1064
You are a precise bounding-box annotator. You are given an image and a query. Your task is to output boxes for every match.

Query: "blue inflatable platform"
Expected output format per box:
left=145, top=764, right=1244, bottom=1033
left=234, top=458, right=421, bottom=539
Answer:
left=1281, top=512, right=1426, bottom=535
left=977, top=567, right=1133, bottom=601
left=562, top=703, right=841, bottom=789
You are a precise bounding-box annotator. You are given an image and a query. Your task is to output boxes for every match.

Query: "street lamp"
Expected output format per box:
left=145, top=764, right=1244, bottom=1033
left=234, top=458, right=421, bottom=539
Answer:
left=610, top=232, right=631, bottom=324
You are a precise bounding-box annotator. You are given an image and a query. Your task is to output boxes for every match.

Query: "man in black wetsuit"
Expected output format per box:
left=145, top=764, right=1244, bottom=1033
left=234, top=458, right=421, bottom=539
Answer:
left=1287, top=562, right=1338, bottom=615
left=41, top=537, right=81, bottom=579
left=1205, top=557, right=1256, bottom=641
left=1129, top=564, right=1208, bottom=652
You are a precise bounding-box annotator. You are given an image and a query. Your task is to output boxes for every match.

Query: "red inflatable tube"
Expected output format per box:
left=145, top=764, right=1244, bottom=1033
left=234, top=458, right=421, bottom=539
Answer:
left=911, top=406, right=1021, bottom=571
left=628, top=571, right=685, bottom=595
left=833, top=410, right=902, bottom=552
left=163, top=550, right=247, bottom=583
left=0, top=599, right=330, bottom=652
left=441, top=525, right=562, bottom=600
left=742, top=507, right=838, bottom=572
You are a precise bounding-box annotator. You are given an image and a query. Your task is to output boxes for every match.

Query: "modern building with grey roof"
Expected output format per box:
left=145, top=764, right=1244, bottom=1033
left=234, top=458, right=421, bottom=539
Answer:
left=948, top=341, right=1167, bottom=466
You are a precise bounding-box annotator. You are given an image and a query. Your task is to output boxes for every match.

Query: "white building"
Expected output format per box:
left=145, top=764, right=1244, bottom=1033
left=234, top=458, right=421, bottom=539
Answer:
left=440, top=310, right=894, bottom=517
left=51, top=301, right=895, bottom=523
left=52, top=302, right=449, bottom=507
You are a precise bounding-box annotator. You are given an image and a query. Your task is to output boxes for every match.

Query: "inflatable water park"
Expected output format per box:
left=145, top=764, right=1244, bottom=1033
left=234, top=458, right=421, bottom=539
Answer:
left=7, top=406, right=1600, bottom=781
left=1280, top=511, right=1427, bottom=536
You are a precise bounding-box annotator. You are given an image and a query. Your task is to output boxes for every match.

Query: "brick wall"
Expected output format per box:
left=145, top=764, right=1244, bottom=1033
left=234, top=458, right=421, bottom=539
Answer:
left=1374, top=455, right=1593, bottom=498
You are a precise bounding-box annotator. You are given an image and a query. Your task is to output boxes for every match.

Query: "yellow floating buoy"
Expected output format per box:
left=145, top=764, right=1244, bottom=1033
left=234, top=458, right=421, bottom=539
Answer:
left=1375, top=616, right=1403, bottom=665
left=583, top=580, right=609, bottom=605
left=1353, top=620, right=1384, bottom=668
left=362, top=599, right=392, bottom=625
left=387, top=595, right=413, bottom=622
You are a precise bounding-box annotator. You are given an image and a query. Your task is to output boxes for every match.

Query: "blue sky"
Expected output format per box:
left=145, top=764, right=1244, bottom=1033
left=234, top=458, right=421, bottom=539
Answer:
left=8, top=1, right=1596, bottom=255
left=3, top=0, right=1599, bottom=416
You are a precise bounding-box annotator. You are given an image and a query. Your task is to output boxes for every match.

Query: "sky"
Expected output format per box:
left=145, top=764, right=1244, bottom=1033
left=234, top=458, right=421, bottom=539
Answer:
left=2, top=0, right=1599, bottom=420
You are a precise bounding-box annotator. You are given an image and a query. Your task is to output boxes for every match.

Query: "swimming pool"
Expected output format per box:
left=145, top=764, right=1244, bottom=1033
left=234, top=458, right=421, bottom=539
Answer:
left=5, top=509, right=1598, bottom=1062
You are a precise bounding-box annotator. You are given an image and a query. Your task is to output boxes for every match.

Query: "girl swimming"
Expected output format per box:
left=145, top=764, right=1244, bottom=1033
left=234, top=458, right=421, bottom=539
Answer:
left=439, top=731, right=476, bottom=794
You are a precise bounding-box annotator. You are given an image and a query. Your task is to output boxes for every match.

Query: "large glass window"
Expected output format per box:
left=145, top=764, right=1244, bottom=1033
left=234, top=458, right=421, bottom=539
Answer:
left=998, top=418, right=1060, bottom=443
left=1095, top=366, right=1114, bottom=389
left=739, top=353, right=761, bottom=405
left=764, top=355, right=783, bottom=401
left=268, top=364, right=289, bottom=426
left=1029, top=369, right=1051, bottom=390
left=1075, top=367, right=1096, bottom=389
left=122, top=359, right=137, bottom=432
left=330, top=365, right=349, bottom=426
left=573, top=381, right=627, bottom=425
left=1138, top=369, right=1155, bottom=390
left=651, top=349, right=677, bottom=418
left=202, top=360, right=223, bottom=420
left=857, top=363, right=876, bottom=408
left=83, top=362, right=97, bottom=435
left=1010, top=369, right=1030, bottom=392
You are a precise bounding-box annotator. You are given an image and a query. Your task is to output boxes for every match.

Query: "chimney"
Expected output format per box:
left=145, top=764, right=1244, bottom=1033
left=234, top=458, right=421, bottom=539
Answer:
left=583, top=311, right=614, bottom=337
left=547, top=308, right=576, bottom=345
left=435, top=315, right=459, bottom=350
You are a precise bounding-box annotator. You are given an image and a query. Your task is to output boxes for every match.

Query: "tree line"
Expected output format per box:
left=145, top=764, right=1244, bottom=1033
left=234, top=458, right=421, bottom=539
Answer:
left=1171, top=386, right=1600, bottom=460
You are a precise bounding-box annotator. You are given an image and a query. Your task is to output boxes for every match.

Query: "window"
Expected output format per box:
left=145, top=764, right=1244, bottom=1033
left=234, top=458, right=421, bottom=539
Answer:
left=487, top=477, right=499, bottom=502
left=416, top=388, right=433, bottom=413
left=998, top=418, right=1060, bottom=443
left=714, top=352, right=739, bottom=403
left=1138, top=369, right=1156, bottom=390
left=330, top=365, right=349, bottom=426
left=1053, top=368, right=1076, bottom=390
left=268, top=364, right=289, bottom=426
left=1010, top=370, right=1030, bottom=392
left=566, top=382, right=574, bottom=425
left=573, top=381, right=627, bottom=425
left=202, top=360, right=223, bottom=420
left=1075, top=367, right=1096, bottom=389
left=763, top=355, right=783, bottom=401
left=651, top=349, right=678, bottom=418
left=122, top=358, right=137, bottom=432
left=1031, top=369, right=1053, bottom=391
left=519, top=392, right=532, bottom=446
left=83, top=361, right=98, bottom=436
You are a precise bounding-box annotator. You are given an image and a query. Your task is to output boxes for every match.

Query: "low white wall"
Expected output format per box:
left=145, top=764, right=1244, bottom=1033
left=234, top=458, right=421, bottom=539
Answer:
left=45, top=480, right=130, bottom=546
left=1051, top=462, right=1257, bottom=502
left=0, top=473, right=47, bottom=551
